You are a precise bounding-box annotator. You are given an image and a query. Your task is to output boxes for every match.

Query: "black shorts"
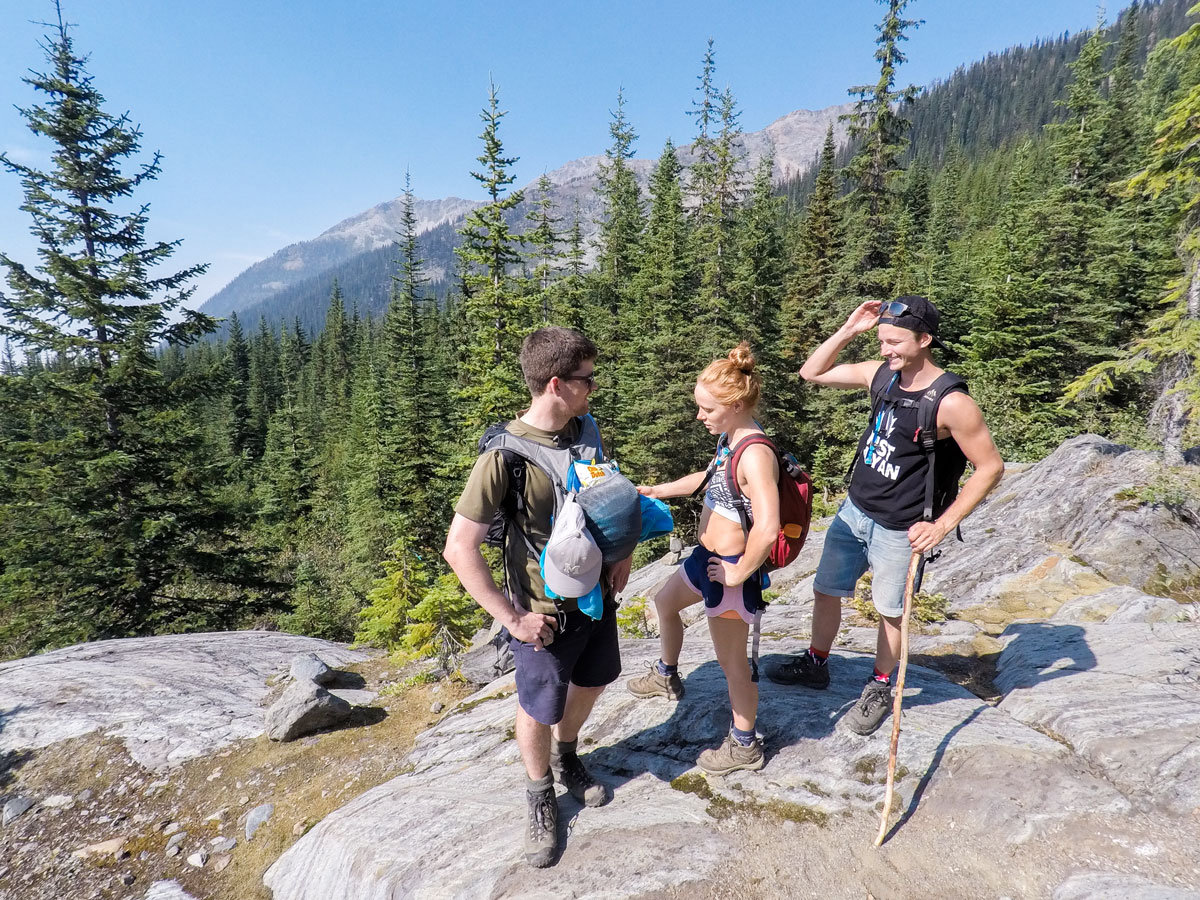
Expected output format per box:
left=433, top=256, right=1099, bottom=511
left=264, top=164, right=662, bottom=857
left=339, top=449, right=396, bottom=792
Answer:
left=509, top=602, right=622, bottom=725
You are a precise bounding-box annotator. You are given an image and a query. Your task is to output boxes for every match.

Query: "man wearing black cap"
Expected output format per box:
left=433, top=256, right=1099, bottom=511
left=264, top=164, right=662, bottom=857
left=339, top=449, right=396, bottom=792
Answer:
left=766, top=296, right=1004, bottom=735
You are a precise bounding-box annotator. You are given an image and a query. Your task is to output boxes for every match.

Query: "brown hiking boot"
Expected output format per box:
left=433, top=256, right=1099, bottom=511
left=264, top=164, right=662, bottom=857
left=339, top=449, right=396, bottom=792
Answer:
left=697, top=733, right=765, bottom=776
left=524, top=784, right=559, bottom=867
left=626, top=662, right=684, bottom=700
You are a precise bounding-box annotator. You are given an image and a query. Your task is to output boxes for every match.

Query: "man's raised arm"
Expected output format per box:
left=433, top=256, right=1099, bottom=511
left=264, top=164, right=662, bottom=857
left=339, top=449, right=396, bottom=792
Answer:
left=800, top=300, right=885, bottom=390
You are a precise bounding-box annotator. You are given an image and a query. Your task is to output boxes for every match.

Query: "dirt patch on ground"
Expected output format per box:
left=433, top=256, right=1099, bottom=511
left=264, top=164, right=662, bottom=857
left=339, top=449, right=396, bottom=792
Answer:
left=0, top=658, right=472, bottom=900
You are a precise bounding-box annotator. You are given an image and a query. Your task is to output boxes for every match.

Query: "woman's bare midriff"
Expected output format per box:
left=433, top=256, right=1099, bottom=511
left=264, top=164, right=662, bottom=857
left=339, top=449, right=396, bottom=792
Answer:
left=698, top=505, right=747, bottom=557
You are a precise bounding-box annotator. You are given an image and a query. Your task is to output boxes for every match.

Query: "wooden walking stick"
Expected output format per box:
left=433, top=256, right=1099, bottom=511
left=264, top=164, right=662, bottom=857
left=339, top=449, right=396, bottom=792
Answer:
left=874, top=550, right=922, bottom=847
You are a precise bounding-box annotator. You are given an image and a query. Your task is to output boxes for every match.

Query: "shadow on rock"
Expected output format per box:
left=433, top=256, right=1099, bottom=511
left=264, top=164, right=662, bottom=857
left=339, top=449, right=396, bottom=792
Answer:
left=995, top=622, right=1097, bottom=693
left=586, top=656, right=840, bottom=793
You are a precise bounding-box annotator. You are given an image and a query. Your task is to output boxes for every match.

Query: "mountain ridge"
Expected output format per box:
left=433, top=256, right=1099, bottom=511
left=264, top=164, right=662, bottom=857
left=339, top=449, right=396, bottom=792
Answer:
left=197, top=102, right=855, bottom=328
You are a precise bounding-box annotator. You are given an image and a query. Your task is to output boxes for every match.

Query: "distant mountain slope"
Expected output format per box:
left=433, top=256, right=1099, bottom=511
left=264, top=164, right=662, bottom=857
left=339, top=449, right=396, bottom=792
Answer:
left=199, top=197, right=480, bottom=319
left=200, top=103, right=855, bottom=333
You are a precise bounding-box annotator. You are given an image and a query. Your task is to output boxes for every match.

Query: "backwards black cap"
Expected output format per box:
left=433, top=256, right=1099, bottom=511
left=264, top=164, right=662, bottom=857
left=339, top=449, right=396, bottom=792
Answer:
left=878, top=294, right=948, bottom=350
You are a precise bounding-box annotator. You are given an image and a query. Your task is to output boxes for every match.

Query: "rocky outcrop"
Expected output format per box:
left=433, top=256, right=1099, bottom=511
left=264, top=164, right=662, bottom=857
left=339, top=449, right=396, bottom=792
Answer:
left=3, top=436, right=1199, bottom=900
left=919, top=435, right=1200, bottom=620
left=0, top=632, right=369, bottom=771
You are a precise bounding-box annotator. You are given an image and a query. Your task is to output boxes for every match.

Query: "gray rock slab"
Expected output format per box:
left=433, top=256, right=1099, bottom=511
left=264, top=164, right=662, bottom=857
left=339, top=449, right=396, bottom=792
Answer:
left=996, top=621, right=1200, bottom=814
left=920, top=436, right=1200, bottom=619
left=326, top=689, right=378, bottom=707
left=0, top=632, right=370, bottom=771
left=2, top=796, right=33, bottom=826
left=1054, top=873, right=1200, bottom=899
left=265, top=680, right=353, bottom=742
left=264, top=639, right=1114, bottom=900
left=289, top=652, right=336, bottom=685
left=246, top=802, right=275, bottom=841
left=142, top=882, right=200, bottom=900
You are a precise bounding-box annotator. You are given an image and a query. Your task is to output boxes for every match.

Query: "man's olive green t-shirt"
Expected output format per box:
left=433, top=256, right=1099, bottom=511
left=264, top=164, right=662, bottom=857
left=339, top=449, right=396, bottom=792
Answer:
left=455, top=417, right=584, bottom=616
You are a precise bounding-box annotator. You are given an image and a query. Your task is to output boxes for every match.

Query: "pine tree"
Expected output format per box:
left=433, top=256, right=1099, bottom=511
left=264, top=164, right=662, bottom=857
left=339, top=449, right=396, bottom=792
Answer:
left=524, top=173, right=563, bottom=323
left=1067, top=3, right=1200, bottom=459
left=226, top=311, right=252, bottom=464
left=0, top=8, right=275, bottom=652
left=687, top=42, right=746, bottom=353
left=620, top=139, right=703, bottom=484
left=592, top=89, right=645, bottom=452
left=838, top=0, right=921, bottom=301
left=455, top=82, right=528, bottom=435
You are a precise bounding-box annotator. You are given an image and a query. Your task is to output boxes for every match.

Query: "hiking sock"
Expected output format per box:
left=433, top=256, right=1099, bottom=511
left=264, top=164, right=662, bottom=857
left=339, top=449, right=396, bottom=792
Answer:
left=807, top=647, right=829, bottom=664
left=730, top=724, right=757, bottom=747
left=527, top=771, right=554, bottom=794
left=655, top=659, right=679, bottom=677
left=550, top=737, right=576, bottom=758
left=872, top=668, right=892, bottom=685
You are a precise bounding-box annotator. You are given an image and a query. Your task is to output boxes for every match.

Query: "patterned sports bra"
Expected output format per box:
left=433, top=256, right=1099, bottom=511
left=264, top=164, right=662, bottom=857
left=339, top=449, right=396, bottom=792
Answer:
left=704, top=445, right=754, bottom=524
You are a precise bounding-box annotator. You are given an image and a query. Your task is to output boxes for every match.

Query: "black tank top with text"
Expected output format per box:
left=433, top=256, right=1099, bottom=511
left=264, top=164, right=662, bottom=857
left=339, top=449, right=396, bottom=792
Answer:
left=848, top=377, right=963, bottom=530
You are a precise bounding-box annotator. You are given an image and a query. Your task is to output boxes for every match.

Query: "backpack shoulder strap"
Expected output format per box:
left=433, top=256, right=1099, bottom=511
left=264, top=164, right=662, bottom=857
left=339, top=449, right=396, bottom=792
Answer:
left=915, top=371, right=969, bottom=524
left=915, top=371, right=969, bottom=452
left=725, top=433, right=778, bottom=533
left=690, top=432, right=731, bottom=499
left=869, top=362, right=899, bottom=411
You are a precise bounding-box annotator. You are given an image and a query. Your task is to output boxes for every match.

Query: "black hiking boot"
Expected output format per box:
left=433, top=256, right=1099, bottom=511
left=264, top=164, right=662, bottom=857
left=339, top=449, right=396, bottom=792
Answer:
left=550, top=738, right=609, bottom=807
left=765, top=650, right=830, bottom=689
left=844, top=680, right=893, bottom=736
left=524, top=775, right=559, bottom=868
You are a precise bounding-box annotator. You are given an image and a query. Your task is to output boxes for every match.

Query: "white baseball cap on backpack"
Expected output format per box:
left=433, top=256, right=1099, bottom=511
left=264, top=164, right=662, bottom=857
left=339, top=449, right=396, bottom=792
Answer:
left=540, top=493, right=604, bottom=599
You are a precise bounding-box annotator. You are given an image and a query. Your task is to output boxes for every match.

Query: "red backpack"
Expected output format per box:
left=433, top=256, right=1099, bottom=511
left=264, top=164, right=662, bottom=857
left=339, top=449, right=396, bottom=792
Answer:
left=696, top=433, right=814, bottom=569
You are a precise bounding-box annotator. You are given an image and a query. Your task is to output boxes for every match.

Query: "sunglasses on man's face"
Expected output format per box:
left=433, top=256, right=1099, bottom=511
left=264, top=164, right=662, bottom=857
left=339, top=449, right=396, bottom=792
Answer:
left=561, top=373, right=596, bottom=389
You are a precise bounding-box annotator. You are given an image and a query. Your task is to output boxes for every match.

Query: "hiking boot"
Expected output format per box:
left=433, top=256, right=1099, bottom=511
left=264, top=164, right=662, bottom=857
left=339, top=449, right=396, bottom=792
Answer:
left=697, top=733, right=765, bottom=776
left=550, top=740, right=609, bottom=807
left=765, top=651, right=830, bottom=689
left=524, top=784, right=559, bottom=868
left=626, top=662, right=684, bottom=700
left=844, top=680, right=893, bottom=736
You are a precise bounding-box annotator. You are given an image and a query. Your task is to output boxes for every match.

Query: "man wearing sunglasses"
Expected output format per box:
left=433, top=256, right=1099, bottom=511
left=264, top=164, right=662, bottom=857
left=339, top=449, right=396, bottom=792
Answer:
left=444, top=326, right=632, bottom=868
left=766, top=295, right=1003, bottom=735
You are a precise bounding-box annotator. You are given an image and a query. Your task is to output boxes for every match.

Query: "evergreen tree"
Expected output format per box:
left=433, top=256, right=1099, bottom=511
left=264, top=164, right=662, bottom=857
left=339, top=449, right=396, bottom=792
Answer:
left=591, top=89, right=645, bottom=451
left=524, top=173, right=563, bottom=323
left=1067, top=3, right=1200, bottom=459
left=838, top=0, right=921, bottom=300
left=0, top=9, right=274, bottom=652
left=225, top=311, right=252, bottom=464
left=455, top=82, right=528, bottom=435
left=620, top=140, right=702, bottom=485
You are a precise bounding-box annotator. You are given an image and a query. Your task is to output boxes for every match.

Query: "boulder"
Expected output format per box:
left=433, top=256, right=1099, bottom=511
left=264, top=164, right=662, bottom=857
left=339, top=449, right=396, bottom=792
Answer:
left=265, top=680, right=352, bottom=742
left=995, top=621, right=1200, bottom=815
left=289, top=652, right=336, bottom=685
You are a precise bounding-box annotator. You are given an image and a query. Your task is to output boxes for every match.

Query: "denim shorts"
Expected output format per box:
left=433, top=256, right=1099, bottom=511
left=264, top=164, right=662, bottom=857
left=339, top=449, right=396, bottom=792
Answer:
left=813, top=498, right=924, bottom=618
left=509, top=602, right=622, bottom=725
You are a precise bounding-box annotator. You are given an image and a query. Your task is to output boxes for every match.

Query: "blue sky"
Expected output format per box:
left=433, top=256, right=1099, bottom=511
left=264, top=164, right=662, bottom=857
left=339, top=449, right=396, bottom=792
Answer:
left=1, top=0, right=1116, bottom=306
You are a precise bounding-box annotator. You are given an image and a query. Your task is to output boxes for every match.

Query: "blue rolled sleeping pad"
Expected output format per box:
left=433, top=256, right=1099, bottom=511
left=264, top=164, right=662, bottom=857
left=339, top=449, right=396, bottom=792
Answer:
left=542, top=467, right=675, bottom=621
left=573, top=467, right=642, bottom=562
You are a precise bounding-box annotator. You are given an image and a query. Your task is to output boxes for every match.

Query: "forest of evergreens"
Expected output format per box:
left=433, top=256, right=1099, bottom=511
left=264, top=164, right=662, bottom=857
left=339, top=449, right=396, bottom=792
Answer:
left=1, top=0, right=1198, bottom=662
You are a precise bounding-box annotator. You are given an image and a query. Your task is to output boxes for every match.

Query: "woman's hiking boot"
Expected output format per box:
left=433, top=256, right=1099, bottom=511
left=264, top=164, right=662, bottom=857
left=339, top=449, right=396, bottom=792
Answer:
left=697, top=733, right=765, bottom=776
left=764, top=650, right=830, bottom=689
left=626, top=662, right=684, bottom=700
left=524, top=774, right=559, bottom=868
left=844, top=679, right=893, bottom=735
left=549, top=738, right=609, bottom=807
